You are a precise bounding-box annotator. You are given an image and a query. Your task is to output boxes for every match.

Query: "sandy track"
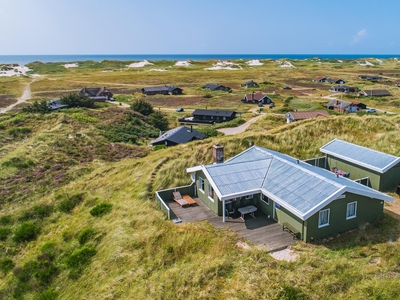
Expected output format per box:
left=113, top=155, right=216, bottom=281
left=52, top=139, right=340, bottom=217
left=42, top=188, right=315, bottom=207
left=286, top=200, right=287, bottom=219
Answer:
left=0, top=79, right=36, bottom=113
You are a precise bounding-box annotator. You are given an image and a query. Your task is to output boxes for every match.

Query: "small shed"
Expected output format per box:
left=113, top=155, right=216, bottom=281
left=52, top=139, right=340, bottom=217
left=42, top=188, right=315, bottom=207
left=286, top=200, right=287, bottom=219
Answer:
left=320, top=139, right=400, bottom=192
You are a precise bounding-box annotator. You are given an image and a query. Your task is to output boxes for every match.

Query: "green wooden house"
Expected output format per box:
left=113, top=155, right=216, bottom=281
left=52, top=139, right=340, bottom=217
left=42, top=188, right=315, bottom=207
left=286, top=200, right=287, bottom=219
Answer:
left=320, top=139, right=400, bottom=192
left=185, top=146, right=393, bottom=242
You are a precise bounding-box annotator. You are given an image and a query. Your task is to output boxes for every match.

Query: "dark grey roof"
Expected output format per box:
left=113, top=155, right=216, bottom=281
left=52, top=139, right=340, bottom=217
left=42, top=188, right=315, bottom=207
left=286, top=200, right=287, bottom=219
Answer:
left=142, top=86, right=181, bottom=92
left=320, top=139, right=400, bottom=173
left=192, top=109, right=236, bottom=117
left=203, top=83, right=222, bottom=90
left=150, top=126, right=205, bottom=145
left=361, top=90, right=391, bottom=97
left=48, top=99, right=68, bottom=110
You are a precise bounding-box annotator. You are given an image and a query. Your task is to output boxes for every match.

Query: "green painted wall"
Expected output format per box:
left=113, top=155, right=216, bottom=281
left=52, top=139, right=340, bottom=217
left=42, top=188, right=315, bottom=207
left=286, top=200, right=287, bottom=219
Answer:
left=305, top=192, right=385, bottom=242
left=326, top=155, right=381, bottom=190
left=381, top=164, right=400, bottom=191
left=274, top=203, right=303, bottom=239
left=195, top=171, right=220, bottom=214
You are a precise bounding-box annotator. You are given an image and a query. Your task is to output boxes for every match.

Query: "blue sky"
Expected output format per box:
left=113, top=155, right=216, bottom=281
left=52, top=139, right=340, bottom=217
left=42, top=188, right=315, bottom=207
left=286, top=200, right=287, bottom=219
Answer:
left=1, top=0, right=399, bottom=55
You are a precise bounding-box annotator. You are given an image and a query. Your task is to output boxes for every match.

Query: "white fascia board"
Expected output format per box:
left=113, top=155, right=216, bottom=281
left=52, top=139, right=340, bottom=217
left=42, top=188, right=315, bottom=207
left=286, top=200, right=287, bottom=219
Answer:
left=260, top=189, right=306, bottom=220
left=347, top=186, right=393, bottom=202
left=186, top=165, right=202, bottom=173
left=320, top=149, right=384, bottom=173
left=220, top=189, right=262, bottom=201
left=381, top=158, right=400, bottom=173
left=202, top=166, right=223, bottom=200
left=302, top=186, right=347, bottom=220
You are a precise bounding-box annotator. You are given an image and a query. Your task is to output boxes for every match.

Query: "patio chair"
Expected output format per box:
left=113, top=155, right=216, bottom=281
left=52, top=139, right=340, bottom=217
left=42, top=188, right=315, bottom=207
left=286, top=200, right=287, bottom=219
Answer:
left=172, top=191, right=189, bottom=207
left=225, top=207, right=235, bottom=219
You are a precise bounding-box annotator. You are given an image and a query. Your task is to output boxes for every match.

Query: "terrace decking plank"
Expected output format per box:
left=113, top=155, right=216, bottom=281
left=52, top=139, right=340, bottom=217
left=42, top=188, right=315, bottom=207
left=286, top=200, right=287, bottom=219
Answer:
left=168, top=198, right=296, bottom=252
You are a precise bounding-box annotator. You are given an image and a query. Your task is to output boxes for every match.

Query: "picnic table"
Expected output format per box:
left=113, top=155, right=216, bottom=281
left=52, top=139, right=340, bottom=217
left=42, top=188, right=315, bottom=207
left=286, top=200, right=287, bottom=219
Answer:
left=238, top=205, right=257, bottom=220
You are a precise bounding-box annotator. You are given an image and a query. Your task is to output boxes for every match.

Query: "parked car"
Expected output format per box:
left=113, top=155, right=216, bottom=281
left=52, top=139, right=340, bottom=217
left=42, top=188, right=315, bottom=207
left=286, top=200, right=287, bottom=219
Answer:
left=365, top=108, right=376, bottom=113
left=176, top=107, right=184, bottom=112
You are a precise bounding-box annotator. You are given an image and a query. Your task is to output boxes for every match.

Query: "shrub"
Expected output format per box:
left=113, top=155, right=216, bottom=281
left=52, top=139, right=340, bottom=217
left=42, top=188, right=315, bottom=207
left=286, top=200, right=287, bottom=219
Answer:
left=0, top=215, right=13, bottom=225
left=66, top=246, right=97, bottom=269
left=13, top=222, right=39, bottom=243
left=19, top=204, right=54, bottom=221
left=0, top=227, right=12, bottom=241
left=130, top=98, right=154, bottom=116
left=58, top=193, right=84, bottom=213
left=196, top=126, right=220, bottom=137
left=148, top=111, right=169, bottom=131
left=0, top=257, right=15, bottom=274
left=22, top=100, right=52, bottom=114
left=90, top=203, right=113, bottom=217
left=60, top=93, right=94, bottom=108
left=203, top=93, right=213, bottom=98
left=1, top=157, right=35, bottom=169
left=7, top=127, right=32, bottom=138
left=78, top=228, right=96, bottom=245
left=34, top=289, right=59, bottom=300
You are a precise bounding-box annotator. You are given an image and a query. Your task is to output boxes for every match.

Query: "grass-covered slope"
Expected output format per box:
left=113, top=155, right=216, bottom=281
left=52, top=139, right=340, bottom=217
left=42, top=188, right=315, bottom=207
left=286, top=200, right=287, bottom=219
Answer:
left=0, top=109, right=399, bottom=299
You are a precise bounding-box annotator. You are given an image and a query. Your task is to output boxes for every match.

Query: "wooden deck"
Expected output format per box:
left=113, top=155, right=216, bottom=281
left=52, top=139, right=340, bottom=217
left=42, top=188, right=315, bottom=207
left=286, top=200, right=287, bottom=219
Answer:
left=169, top=197, right=296, bottom=252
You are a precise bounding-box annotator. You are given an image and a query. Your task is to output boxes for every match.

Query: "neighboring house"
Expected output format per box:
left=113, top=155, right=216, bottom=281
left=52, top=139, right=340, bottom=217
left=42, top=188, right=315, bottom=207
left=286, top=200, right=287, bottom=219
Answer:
left=47, top=99, right=68, bottom=111
left=357, top=89, right=391, bottom=97
left=326, top=99, right=366, bottom=113
left=313, top=76, right=327, bottom=82
left=240, top=80, right=259, bottom=88
left=359, top=75, right=382, bottom=81
left=79, top=87, right=113, bottom=101
left=203, top=83, right=232, bottom=93
left=329, top=85, right=356, bottom=93
left=320, top=138, right=400, bottom=192
left=141, top=85, right=183, bottom=95
left=326, top=77, right=345, bottom=84
left=179, top=109, right=236, bottom=124
left=241, top=92, right=273, bottom=104
left=285, top=110, right=330, bottom=123
left=395, top=80, right=400, bottom=87
left=178, top=145, right=393, bottom=242
left=150, top=126, right=205, bottom=146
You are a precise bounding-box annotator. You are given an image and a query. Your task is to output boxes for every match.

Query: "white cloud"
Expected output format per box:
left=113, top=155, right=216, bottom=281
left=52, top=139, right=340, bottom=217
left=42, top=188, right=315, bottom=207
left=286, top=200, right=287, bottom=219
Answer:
left=352, top=29, right=367, bottom=44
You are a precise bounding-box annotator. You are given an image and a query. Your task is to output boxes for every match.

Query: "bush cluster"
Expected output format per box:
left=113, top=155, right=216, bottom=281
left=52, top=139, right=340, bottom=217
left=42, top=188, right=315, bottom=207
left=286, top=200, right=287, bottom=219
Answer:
left=90, top=203, right=113, bottom=217
left=58, top=193, right=84, bottom=213
left=66, top=246, right=97, bottom=269
left=78, top=228, right=96, bottom=245
left=19, top=204, right=54, bottom=221
left=0, top=227, right=12, bottom=241
left=13, top=222, right=39, bottom=243
left=60, top=93, right=94, bottom=108
left=0, top=258, right=15, bottom=274
left=7, top=127, right=32, bottom=138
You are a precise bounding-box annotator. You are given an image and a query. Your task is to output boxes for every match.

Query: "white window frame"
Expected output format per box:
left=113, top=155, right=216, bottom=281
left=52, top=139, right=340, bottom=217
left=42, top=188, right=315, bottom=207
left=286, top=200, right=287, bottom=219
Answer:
left=346, top=201, right=357, bottom=220
left=199, top=177, right=205, bottom=193
left=245, top=194, right=253, bottom=200
left=260, top=194, right=269, bottom=205
left=208, top=185, right=215, bottom=202
left=318, top=209, right=330, bottom=228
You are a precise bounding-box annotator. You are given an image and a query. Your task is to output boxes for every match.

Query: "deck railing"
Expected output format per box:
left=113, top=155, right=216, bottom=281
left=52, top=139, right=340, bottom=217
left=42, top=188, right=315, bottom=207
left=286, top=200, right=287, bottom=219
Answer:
left=155, top=191, right=171, bottom=220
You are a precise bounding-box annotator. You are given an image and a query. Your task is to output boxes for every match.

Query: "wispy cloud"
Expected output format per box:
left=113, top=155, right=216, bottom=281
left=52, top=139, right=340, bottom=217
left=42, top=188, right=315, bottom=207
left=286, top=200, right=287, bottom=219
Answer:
left=352, top=29, right=367, bottom=44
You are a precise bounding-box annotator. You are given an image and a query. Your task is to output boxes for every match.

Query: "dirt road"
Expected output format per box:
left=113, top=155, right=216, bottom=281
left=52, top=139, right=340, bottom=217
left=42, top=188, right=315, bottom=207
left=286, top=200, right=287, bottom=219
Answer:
left=0, top=79, right=36, bottom=114
left=217, top=113, right=265, bottom=135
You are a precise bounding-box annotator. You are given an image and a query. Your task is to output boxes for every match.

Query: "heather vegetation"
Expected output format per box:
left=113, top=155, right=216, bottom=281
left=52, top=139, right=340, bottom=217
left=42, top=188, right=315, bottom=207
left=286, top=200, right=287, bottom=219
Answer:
left=0, top=58, right=399, bottom=298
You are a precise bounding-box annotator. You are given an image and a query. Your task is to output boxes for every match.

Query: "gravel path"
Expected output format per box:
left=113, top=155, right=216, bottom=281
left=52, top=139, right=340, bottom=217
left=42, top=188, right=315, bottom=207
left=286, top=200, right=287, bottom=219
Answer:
left=0, top=79, right=36, bottom=114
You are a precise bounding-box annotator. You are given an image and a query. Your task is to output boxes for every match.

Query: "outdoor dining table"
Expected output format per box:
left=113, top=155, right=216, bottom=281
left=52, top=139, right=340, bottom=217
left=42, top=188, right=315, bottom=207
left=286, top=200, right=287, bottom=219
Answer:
left=238, top=205, right=257, bottom=220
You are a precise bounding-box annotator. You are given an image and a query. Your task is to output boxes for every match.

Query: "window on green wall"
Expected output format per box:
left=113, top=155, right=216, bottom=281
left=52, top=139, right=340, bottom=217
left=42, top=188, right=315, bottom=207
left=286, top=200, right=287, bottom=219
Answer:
left=199, top=177, right=205, bottom=192
left=261, top=194, right=269, bottom=205
left=346, top=202, right=357, bottom=220
left=318, top=209, right=330, bottom=228
left=208, top=185, right=214, bottom=201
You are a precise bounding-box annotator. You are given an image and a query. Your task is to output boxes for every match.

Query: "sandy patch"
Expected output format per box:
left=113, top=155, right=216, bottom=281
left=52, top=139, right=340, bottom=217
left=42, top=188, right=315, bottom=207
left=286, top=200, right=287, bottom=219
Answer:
left=338, top=60, right=343, bottom=63
left=358, top=60, right=374, bottom=66
left=278, top=61, right=295, bottom=68
left=246, top=59, right=263, bottom=66
left=127, top=60, right=154, bottom=68
left=205, top=60, right=242, bottom=70
left=0, top=65, right=32, bottom=77
left=376, top=59, right=383, bottom=64
left=149, top=69, right=168, bottom=72
left=270, top=248, right=298, bottom=262
left=175, top=60, right=191, bottom=67
left=236, top=241, right=251, bottom=250
left=101, top=70, right=114, bottom=73
left=63, top=63, right=78, bottom=68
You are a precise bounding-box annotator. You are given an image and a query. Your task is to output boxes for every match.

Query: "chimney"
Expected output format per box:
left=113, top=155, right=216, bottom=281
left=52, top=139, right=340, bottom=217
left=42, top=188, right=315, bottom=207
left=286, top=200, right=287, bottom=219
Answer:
left=212, top=144, right=224, bottom=164
left=190, top=125, right=193, bottom=132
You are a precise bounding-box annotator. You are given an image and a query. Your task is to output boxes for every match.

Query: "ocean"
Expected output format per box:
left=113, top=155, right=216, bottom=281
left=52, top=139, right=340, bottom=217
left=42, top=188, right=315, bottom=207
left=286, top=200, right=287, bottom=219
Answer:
left=0, top=54, right=399, bottom=66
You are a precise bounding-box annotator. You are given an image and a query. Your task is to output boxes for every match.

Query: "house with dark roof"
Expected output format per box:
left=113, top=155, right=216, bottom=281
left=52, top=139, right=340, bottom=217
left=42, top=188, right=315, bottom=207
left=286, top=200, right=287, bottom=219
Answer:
left=47, top=99, right=68, bottom=111
left=150, top=126, right=205, bottom=146
left=359, top=75, right=382, bottom=81
left=329, top=85, right=356, bottom=93
left=285, top=110, right=330, bottom=123
left=156, top=144, right=393, bottom=242
left=141, top=86, right=183, bottom=95
left=202, top=84, right=232, bottom=93
left=326, top=77, right=345, bottom=84
left=179, top=109, right=236, bottom=124
left=395, top=80, right=400, bottom=87
left=357, top=89, right=391, bottom=97
left=241, top=92, right=273, bottom=104
left=79, top=87, right=113, bottom=102
left=313, top=76, right=327, bottom=82
left=326, top=99, right=366, bottom=112
left=320, top=139, right=400, bottom=192
left=240, top=80, right=259, bottom=88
